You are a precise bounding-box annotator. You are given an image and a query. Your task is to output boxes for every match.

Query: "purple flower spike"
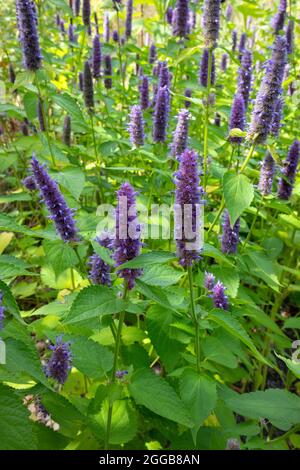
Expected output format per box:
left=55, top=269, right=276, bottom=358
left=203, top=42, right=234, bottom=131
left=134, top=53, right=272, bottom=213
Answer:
left=149, top=43, right=156, bottom=64
left=171, top=109, right=190, bottom=158
left=184, top=88, right=192, bottom=108
left=174, top=149, right=204, bottom=267
left=31, top=155, right=78, bottom=242
left=271, top=96, right=284, bottom=137
left=229, top=94, right=245, bottom=144
left=74, top=0, right=80, bottom=16
left=92, top=34, right=101, bottom=79
left=271, top=0, right=287, bottom=34
left=212, top=281, right=229, bottom=310
left=0, top=292, right=5, bottom=330
left=83, top=61, right=94, bottom=111
left=44, top=336, right=72, bottom=385
left=258, top=151, right=275, bottom=196
left=226, top=4, right=233, bottom=21
left=172, top=0, right=189, bottom=38
left=221, top=53, right=228, bottom=72
left=158, top=61, right=170, bottom=90
left=16, top=0, right=42, bottom=71
left=82, top=0, right=90, bottom=28
left=88, top=237, right=112, bottom=286
left=166, top=6, right=173, bottom=25
left=153, top=86, right=169, bottom=143
left=112, top=30, right=119, bottom=43
left=278, top=140, right=300, bottom=200
left=232, top=30, right=237, bottom=52
left=199, top=49, right=215, bottom=87
left=104, top=54, right=112, bottom=89
left=125, top=0, right=133, bottom=38
left=23, top=175, right=37, bottom=191
left=114, top=182, right=142, bottom=289
left=139, top=76, right=149, bottom=110
left=238, top=32, right=246, bottom=61
left=202, top=0, right=221, bottom=49
left=104, top=13, right=110, bottom=42
left=248, top=36, right=287, bottom=144
left=129, top=105, right=144, bottom=147
left=286, top=20, right=294, bottom=55
left=237, top=49, right=252, bottom=109
left=221, top=210, right=240, bottom=254
left=204, top=272, right=215, bottom=291
left=37, top=99, right=46, bottom=132
left=63, top=115, right=71, bottom=146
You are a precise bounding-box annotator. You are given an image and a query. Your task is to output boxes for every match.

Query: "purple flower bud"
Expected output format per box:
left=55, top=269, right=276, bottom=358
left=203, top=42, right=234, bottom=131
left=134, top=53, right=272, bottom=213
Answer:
left=237, top=49, right=252, bottom=108
left=115, top=369, right=129, bottom=379
left=74, top=0, right=80, bottom=16
left=125, top=0, right=133, bottom=38
left=31, top=155, right=78, bottom=242
left=258, top=151, right=275, bottom=196
left=174, top=149, right=204, bottom=267
left=104, top=54, right=112, bottom=89
left=82, top=0, right=91, bottom=28
left=286, top=20, right=294, bottom=54
left=214, top=112, right=221, bottom=126
left=149, top=43, right=156, bottom=64
left=166, top=6, right=173, bottom=25
left=128, top=105, right=144, bottom=147
left=278, top=140, right=300, bottom=200
left=199, top=49, right=215, bottom=87
left=60, top=19, right=66, bottom=34
left=16, top=0, right=42, bottom=70
left=44, top=336, right=72, bottom=385
left=78, top=71, right=83, bottom=91
left=83, top=60, right=94, bottom=111
left=153, top=86, right=169, bottom=143
left=9, top=64, right=16, bottom=84
left=112, top=29, right=119, bottom=43
left=232, top=30, right=237, bottom=52
left=104, top=13, right=110, bottom=42
left=172, top=0, right=190, bottom=38
left=139, top=76, right=149, bottom=110
left=221, top=53, right=228, bottom=72
left=270, top=96, right=284, bottom=137
left=158, top=61, right=170, bottom=89
left=226, top=439, right=240, bottom=450
left=171, top=109, right=190, bottom=157
left=248, top=36, right=287, bottom=144
left=63, top=115, right=71, bottom=146
left=0, top=292, right=5, bottom=330
left=202, top=0, right=221, bottom=49
left=113, top=182, right=142, bottom=289
left=205, top=272, right=215, bottom=291
left=226, top=4, right=233, bottom=21
left=184, top=88, right=192, bottom=108
left=271, top=0, right=287, bottom=34
left=238, top=32, right=246, bottom=61
left=221, top=210, right=240, bottom=254
left=37, top=98, right=46, bottom=132
left=92, top=34, right=101, bottom=78
left=68, top=22, right=76, bottom=43
left=212, top=280, right=229, bottom=310
left=229, top=94, right=245, bottom=144
left=23, top=175, right=37, bottom=191
left=88, top=237, right=112, bottom=286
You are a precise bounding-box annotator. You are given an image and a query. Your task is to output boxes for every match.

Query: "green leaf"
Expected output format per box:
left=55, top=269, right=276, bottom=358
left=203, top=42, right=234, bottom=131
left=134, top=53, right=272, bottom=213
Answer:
left=52, top=93, right=88, bottom=132
left=223, top=171, right=254, bottom=225
left=42, top=240, right=78, bottom=278
left=210, top=266, right=240, bottom=298
left=69, top=336, right=113, bottom=379
left=129, top=368, right=193, bottom=427
left=119, top=251, right=176, bottom=269
left=0, top=193, right=31, bottom=203
left=0, top=384, right=37, bottom=449
left=0, top=279, right=22, bottom=322
left=23, top=92, right=38, bottom=120
left=91, top=240, right=114, bottom=266
left=135, top=279, right=179, bottom=314
left=52, top=167, right=85, bottom=200
left=141, top=264, right=184, bottom=287
left=64, top=285, right=126, bottom=325
left=0, top=213, right=55, bottom=239
left=274, top=352, right=300, bottom=380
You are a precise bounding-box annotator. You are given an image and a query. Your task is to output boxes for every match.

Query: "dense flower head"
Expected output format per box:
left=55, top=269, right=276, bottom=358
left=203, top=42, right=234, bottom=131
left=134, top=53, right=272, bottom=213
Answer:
left=199, top=49, right=215, bottom=87
left=82, top=0, right=90, bottom=27
left=171, top=109, right=190, bottom=157
left=44, top=336, right=72, bottom=385
left=202, top=0, right=221, bottom=49
left=238, top=32, right=247, bottom=61
left=23, top=175, right=37, bottom=191
left=139, top=76, right=149, bottom=110
left=62, top=115, right=71, bottom=146
left=248, top=36, right=287, bottom=144
left=229, top=93, right=245, bottom=144
left=16, top=0, right=42, bottom=70
left=271, top=0, right=287, bottom=34
left=221, top=210, right=240, bottom=254
left=116, top=369, right=129, bottom=379
left=31, top=155, right=78, bottom=242
left=113, top=182, right=142, bottom=289
left=166, top=6, right=173, bottom=25
left=112, top=29, right=119, bottom=42
left=88, top=236, right=112, bottom=286
left=125, top=0, right=133, bottom=38
left=37, top=98, right=46, bottom=132
left=172, top=0, right=189, bottom=38
left=83, top=60, right=94, bottom=111
left=128, top=105, right=144, bottom=147
left=232, top=30, right=237, bottom=52
left=158, top=61, right=170, bottom=90
left=184, top=88, right=192, bottom=108
left=221, top=53, right=228, bottom=72
left=60, top=19, right=65, bottom=34
left=204, top=272, right=215, bottom=291
left=212, top=280, right=229, bottom=310
left=174, top=149, right=204, bottom=266
left=149, top=43, right=156, bottom=64
left=153, top=86, right=170, bottom=143
left=68, top=21, right=76, bottom=43
left=238, top=49, right=252, bottom=108
left=278, top=140, right=300, bottom=200
left=0, top=292, right=5, bottom=330
left=270, top=95, right=284, bottom=137
left=286, top=20, right=294, bottom=55
left=258, top=151, right=275, bottom=196
left=74, top=0, right=80, bottom=16
left=92, top=34, right=101, bottom=78
left=104, top=54, right=112, bottom=89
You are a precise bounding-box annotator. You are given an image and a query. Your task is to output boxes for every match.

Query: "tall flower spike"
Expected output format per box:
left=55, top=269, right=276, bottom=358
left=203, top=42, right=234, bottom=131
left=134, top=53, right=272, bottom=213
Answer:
left=153, top=86, right=169, bottom=143
left=82, top=0, right=90, bottom=28
left=63, top=115, right=71, bottom=146
left=114, top=182, right=142, bottom=289
left=44, top=336, right=72, bottom=385
left=286, top=20, right=294, bottom=54
left=158, top=61, right=170, bottom=89
left=37, top=98, right=46, bottom=132
left=88, top=237, right=112, bottom=286
left=270, top=96, right=284, bottom=137
left=16, top=0, right=42, bottom=70
left=238, top=32, right=246, bottom=61
left=112, top=30, right=119, bottom=43
left=278, top=140, right=300, bottom=200
left=104, top=13, right=110, bottom=42
left=221, top=210, right=240, bottom=254
left=248, top=36, right=287, bottom=144
left=149, top=43, right=156, bottom=64
left=174, top=149, right=204, bottom=266
left=74, top=0, right=80, bottom=16
left=237, top=49, right=252, bottom=108
left=199, top=49, right=215, bottom=87
left=271, top=0, right=287, bottom=34
left=125, top=0, right=133, bottom=38
left=92, top=34, right=101, bottom=79
left=226, top=4, right=233, bottom=21
left=172, top=0, right=189, bottom=38
left=212, top=280, right=229, bottom=310
left=139, top=76, right=149, bottom=110
left=166, top=6, right=173, bottom=25
left=171, top=109, right=190, bottom=158
left=128, top=105, right=144, bottom=147
left=83, top=61, right=94, bottom=111
left=229, top=94, right=245, bottom=144
left=0, top=292, right=5, bottom=331
left=202, top=0, right=221, bottom=49
left=104, top=54, right=112, bottom=89
left=258, top=151, right=275, bottom=196
left=221, top=53, right=228, bottom=72
left=184, top=88, right=192, bottom=108
left=232, top=30, right=237, bottom=52
left=204, top=272, right=215, bottom=291
left=31, top=155, right=78, bottom=242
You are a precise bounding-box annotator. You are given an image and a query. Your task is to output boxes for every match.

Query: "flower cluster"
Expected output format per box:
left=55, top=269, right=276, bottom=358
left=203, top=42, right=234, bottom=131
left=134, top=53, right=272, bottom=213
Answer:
left=171, top=109, right=190, bottom=158
left=278, top=140, right=300, bottom=200
left=128, top=105, right=145, bottom=147
left=16, top=0, right=42, bottom=70
left=221, top=210, right=240, bottom=254
left=258, top=151, right=275, bottom=196
left=202, top=0, right=221, bottom=49
left=88, top=237, right=112, bottom=286
left=204, top=274, right=229, bottom=310
left=44, top=336, right=72, bottom=385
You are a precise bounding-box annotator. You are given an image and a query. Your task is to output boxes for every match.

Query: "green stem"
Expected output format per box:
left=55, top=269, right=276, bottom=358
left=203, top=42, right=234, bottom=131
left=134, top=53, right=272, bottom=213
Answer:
left=203, top=48, right=213, bottom=191
left=242, top=202, right=262, bottom=252
left=239, top=143, right=255, bottom=173
left=35, top=73, right=55, bottom=167
left=188, top=266, right=200, bottom=372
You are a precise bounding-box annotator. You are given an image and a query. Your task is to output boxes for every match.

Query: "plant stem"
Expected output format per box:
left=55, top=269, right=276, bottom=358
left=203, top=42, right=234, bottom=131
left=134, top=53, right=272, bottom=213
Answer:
left=203, top=48, right=213, bottom=191
left=35, top=73, right=55, bottom=167
left=188, top=266, right=200, bottom=372
left=239, top=143, right=255, bottom=173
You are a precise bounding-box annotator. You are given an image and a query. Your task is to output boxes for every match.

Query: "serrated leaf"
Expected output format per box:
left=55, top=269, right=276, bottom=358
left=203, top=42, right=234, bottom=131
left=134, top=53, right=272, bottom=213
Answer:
left=223, top=171, right=254, bottom=225
left=119, top=251, right=176, bottom=269
left=135, top=279, right=179, bottom=314
left=141, top=264, right=184, bottom=287
left=43, top=240, right=78, bottom=278
left=69, top=336, right=113, bottom=379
